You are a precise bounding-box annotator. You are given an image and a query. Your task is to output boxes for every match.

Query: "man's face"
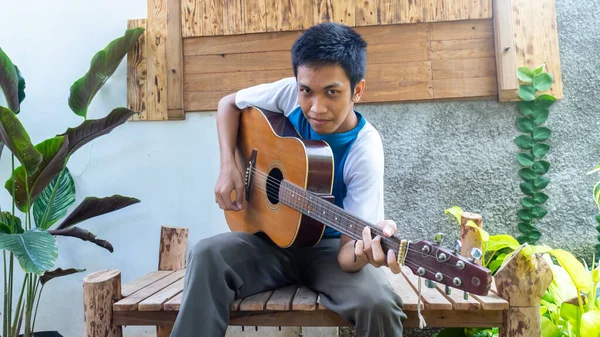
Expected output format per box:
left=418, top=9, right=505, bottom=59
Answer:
left=296, top=64, right=365, bottom=134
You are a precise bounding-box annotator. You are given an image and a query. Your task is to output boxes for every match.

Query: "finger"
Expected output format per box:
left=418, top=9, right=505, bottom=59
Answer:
left=234, top=180, right=244, bottom=210
left=362, top=227, right=372, bottom=258
left=371, top=236, right=385, bottom=267
left=382, top=220, right=397, bottom=237
left=214, top=191, right=225, bottom=210
left=355, top=240, right=367, bottom=263
left=387, top=250, right=401, bottom=274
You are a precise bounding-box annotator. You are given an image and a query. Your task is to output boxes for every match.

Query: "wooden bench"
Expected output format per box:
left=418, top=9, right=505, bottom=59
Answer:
left=83, top=222, right=552, bottom=337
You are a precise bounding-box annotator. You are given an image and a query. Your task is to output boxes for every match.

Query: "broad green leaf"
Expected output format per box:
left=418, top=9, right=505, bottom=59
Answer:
left=519, top=168, right=536, bottom=181
left=531, top=206, right=548, bottom=219
left=33, top=167, right=76, bottom=229
left=533, top=107, right=550, bottom=125
left=55, top=195, right=140, bottom=230
left=489, top=258, right=504, bottom=274
left=594, top=181, right=600, bottom=208
left=534, top=176, right=550, bottom=189
left=517, top=118, right=535, bottom=132
left=533, top=161, right=551, bottom=174
left=466, top=220, right=489, bottom=241
left=0, top=212, right=23, bottom=234
left=515, top=135, right=534, bottom=149
left=59, top=107, right=138, bottom=154
left=444, top=206, right=462, bottom=225
left=518, top=101, right=535, bottom=117
left=485, top=235, right=520, bottom=252
left=533, top=143, right=550, bottom=158
left=49, top=226, right=113, bottom=252
left=541, top=316, right=562, bottom=337
left=68, top=28, right=144, bottom=118
left=560, top=303, right=581, bottom=331
left=521, top=197, right=536, bottom=208
left=5, top=136, right=69, bottom=212
left=527, top=229, right=542, bottom=242
left=519, top=85, right=536, bottom=101
left=518, top=208, right=532, bottom=221
left=533, top=127, right=551, bottom=141
left=535, top=94, right=556, bottom=108
left=534, top=192, right=549, bottom=204
left=581, top=311, right=600, bottom=337
left=516, top=153, right=534, bottom=166
left=0, top=223, right=10, bottom=234
left=0, top=106, right=42, bottom=175
left=520, top=182, right=535, bottom=196
left=15, top=65, right=25, bottom=105
left=551, top=249, right=593, bottom=293
left=40, top=267, right=85, bottom=285
left=517, top=67, right=534, bottom=83
left=533, top=65, right=545, bottom=76
left=0, top=229, right=58, bottom=275
left=0, top=47, right=20, bottom=113
left=534, top=73, right=554, bottom=92
left=518, top=221, right=534, bottom=232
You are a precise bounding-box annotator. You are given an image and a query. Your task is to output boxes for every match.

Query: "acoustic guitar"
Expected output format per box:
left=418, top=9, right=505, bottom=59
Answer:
left=225, top=106, right=492, bottom=296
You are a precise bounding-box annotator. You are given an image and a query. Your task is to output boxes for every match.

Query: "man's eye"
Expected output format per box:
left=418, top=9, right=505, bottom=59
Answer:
left=300, top=88, right=311, bottom=94
left=327, top=90, right=337, bottom=95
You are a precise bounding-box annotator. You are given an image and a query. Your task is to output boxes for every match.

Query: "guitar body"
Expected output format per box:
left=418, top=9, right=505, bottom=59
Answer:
left=225, top=106, right=335, bottom=248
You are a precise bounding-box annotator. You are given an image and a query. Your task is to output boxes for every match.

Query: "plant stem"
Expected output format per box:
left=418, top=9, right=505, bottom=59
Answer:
left=8, top=253, right=14, bottom=336
left=31, top=281, right=44, bottom=333
left=10, top=273, right=28, bottom=337
left=3, top=251, right=7, bottom=337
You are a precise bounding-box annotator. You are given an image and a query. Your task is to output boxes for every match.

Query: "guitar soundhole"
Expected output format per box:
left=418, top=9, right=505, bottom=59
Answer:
left=266, top=168, right=283, bottom=205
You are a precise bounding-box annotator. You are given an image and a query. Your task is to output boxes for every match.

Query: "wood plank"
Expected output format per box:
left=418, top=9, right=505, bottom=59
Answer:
left=332, top=0, right=356, bottom=26
left=163, top=291, right=183, bottom=311
left=291, top=286, right=318, bottom=311
left=244, top=0, right=267, bottom=33
left=367, top=42, right=430, bottom=63
left=183, top=31, right=301, bottom=56
left=493, top=0, right=518, bottom=101
left=356, top=0, right=378, bottom=26
left=430, top=38, right=495, bottom=60
left=184, top=91, right=232, bottom=111
left=266, top=285, right=298, bottom=311
left=433, top=77, right=497, bottom=99
left=166, top=0, right=185, bottom=120
left=267, top=0, right=313, bottom=31
left=313, top=0, right=333, bottom=22
left=379, top=0, right=399, bottom=24
left=114, top=269, right=186, bottom=311
left=469, top=292, right=509, bottom=310
left=121, top=271, right=173, bottom=297
left=432, top=57, right=496, bottom=79
left=147, top=0, right=169, bottom=120
left=384, top=268, right=422, bottom=311
left=184, top=51, right=291, bottom=74
left=239, top=290, right=274, bottom=311
left=184, top=69, right=292, bottom=92
left=400, top=267, right=453, bottom=310
left=430, top=19, right=493, bottom=41
left=433, top=0, right=447, bottom=21
left=399, top=0, right=424, bottom=23
left=127, top=18, right=147, bottom=122
left=359, top=23, right=430, bottom=44
left=362, top=61, right=433, bottom=102
left=181, top=0, right=201, bottom=38
left=434, top=283, right=481, bottom=310
left=223, top=0, right=245, bottom=35
left=139, top=278, right=184, bottom=311
left=202, top=0, right=224, bottom=36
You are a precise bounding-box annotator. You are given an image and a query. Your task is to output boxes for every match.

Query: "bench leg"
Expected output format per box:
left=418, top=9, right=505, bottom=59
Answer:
left=83, top=270, right=123, bottom=337
left=157, top=325, right=173, bottom=336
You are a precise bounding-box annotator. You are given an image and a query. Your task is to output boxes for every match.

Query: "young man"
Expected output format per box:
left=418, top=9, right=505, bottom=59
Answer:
left=171, top=22, right=407, bottom=337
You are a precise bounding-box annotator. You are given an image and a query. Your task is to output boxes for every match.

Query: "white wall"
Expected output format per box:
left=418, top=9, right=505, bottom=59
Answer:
left=0, top=1, right=228, bottom=336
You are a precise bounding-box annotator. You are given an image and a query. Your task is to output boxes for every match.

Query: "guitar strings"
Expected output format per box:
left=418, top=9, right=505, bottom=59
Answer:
left=246, top=168, right=470, bottom=267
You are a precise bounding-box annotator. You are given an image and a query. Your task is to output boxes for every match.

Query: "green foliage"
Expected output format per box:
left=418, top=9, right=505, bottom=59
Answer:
left=0, top=28, right=142, bottom=336
left=515, top=66, right=556, bottom=244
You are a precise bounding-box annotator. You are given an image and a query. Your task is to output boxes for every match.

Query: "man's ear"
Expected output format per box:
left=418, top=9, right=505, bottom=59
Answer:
left=352, top=79, right=366, bottom=102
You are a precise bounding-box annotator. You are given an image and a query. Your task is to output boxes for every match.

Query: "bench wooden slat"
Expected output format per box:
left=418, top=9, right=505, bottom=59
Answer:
left=400, top=267, right=453, bottom=310
left=317, top=295, right=327, bottom=310
left=435, top=284, right=481, bottom=310
left=291, top=286, right=317, bottom=311
left=138, top=278, right=184, bottom=311
left=469, top=292, right=509, bottom=310
left=384, top=268, right=422, bottom=311
left=121, top=271, right=174, bottom=297
left=164, top=291, right=183, bottom=311
left=114, top=269, right=186, bottom=311
left=239, top=290, right=274, bottom=311
left=231, top=298, right=242, bottom=311
left=266, top=285, right=298, bottom=311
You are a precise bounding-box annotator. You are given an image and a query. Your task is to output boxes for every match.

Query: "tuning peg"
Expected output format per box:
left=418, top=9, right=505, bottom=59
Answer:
left=425, top=279, right=436, bottom=288
left=445, top=285, right=451, bottom=295
left=470, top=248, right=482, bottom=261
left=433, top=232, right=444, bottom=245
left=463, top=291, right=469, bottom=300
left=453, top=240, right=462, bottom=254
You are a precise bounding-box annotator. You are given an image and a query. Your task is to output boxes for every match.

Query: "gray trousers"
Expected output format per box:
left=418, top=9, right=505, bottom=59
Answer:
left=170, top=231, right=407, bottom=337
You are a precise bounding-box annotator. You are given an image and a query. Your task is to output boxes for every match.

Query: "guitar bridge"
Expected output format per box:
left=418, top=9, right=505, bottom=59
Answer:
left=397, top=239, right=408, bottom=266
left=244, top=150, right=258, bottom=202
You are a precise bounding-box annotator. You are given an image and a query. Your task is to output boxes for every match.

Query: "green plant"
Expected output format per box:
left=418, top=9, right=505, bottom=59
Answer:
left=540, top=252, right=600, bottom=337
left=514, top=65, right=556, bottom=244
left=0, top=27, right=143, bottom=337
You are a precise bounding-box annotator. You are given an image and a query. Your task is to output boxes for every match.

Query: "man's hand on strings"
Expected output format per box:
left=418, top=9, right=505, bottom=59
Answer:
left=354, top=220, right=402, bottom=274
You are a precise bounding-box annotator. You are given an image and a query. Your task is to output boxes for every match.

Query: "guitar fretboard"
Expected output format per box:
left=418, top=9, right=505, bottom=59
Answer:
left=278, top=179, right=400, bottom=254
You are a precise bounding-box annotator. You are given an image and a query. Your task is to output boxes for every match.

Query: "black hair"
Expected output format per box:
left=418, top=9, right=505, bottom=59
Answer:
left=291, top=22, right=367, bottom=95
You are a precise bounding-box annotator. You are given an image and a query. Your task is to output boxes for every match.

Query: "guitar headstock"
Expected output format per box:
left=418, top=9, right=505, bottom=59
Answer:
left=401, top=239, right=492, bottom=296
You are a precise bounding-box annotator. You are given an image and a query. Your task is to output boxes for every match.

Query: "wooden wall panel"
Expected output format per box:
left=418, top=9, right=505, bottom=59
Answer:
left=127, top=19, right=147, bottom=121
left=181, top=0, right=492, bottom=37
left=182, top=20, right=497, bottom=111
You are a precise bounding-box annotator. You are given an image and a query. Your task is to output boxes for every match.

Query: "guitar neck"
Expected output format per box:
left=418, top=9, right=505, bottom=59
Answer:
left=278, top=180, right=400, bottom=253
